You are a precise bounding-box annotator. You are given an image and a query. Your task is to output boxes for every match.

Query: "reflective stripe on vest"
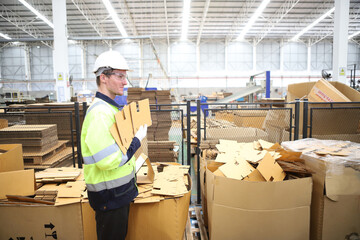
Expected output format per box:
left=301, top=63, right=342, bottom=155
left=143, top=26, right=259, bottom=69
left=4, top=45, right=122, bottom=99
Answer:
left=86, top=99, right=117, bottom=115
left=83, top=143, right=128, bottom=166
left=86, top=169, right=135, bottom=192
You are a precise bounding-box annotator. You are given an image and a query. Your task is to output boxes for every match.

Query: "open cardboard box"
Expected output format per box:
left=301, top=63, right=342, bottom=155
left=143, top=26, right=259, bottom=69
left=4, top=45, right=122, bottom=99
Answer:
left=206, top=161, right=312, bottom=240
left=206, top=127, right=269, bottom=142
left=0, top=144, right=36, bottom=199
left=286, top=80, right=360, bottom=134
left=282, top=139, right=360, bottom=240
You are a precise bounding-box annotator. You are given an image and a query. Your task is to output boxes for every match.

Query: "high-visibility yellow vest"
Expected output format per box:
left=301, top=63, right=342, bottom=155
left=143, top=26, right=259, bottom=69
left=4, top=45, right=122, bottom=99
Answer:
left=81, top=97, right=137, bottom=211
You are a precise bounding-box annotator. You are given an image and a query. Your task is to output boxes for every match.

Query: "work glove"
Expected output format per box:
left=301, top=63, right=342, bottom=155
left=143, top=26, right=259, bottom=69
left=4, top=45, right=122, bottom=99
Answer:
left=135, top=124, right=147, bottom=142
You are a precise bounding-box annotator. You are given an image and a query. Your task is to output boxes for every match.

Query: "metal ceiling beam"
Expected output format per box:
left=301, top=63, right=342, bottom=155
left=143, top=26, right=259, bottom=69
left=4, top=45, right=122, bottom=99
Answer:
left=117, top=0, right=138, bottom=36
left=196, top=0, right=211, bottom=46
left=226, top=0, right=257, bottom=42
left=163, top=0, right=170, bottom=46
left=254, top=0, right=300, bottom=45
left=288, top=0, right=334, bottom=41
left=0, top=3, right=52, bottom=48
left=71, top=0, right=110, bottom=46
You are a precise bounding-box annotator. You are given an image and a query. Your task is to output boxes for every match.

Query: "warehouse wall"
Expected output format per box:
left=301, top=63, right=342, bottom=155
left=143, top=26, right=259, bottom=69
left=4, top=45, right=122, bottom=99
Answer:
left=0, top=39, right=360, bottom=94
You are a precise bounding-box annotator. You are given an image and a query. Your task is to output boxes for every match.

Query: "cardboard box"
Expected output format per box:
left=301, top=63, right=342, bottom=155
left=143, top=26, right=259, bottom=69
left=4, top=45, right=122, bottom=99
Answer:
left=0, top=144, right=24, bottom=172
left=282, top=139, right=360, bottom=240
left=206, top=127, right=269, bottom=142
left=286, top=80, right=360, bottom=134
left=0, top=169, right=35, bottom=199
left=308, top=79, right=351, bottom=102
left=0, top=200, right=95, bottom=240
left=233, top=110, right=267, bottom=129
left=303, top=154, right=360, bottom=240
left=206, top=164, right=312, bottom=240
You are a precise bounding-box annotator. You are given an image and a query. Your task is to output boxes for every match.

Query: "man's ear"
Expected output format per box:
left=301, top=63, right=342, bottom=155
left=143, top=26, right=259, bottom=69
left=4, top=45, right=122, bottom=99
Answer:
left=99, top=74, right=108, bottom=85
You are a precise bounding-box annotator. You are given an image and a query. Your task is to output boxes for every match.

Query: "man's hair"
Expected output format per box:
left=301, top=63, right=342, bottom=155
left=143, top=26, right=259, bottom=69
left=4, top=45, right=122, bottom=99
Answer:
left=96, top=69, right=113, bottom=86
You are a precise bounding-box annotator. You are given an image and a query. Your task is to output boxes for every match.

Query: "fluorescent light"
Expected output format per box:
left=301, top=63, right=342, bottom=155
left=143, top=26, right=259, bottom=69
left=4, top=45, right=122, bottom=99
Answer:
left=18, top=0, right=54, bottom=29
left=348, top=30, right=360, bottom=40
left=0, top=32, right=12, bottom=40
left=237, top=0, right=271, bottom=41
left=102, top=0, right=128, bottom=37
left=181, top=0, right=191, bottom=41
left=291, top=7, right=335, bottom=41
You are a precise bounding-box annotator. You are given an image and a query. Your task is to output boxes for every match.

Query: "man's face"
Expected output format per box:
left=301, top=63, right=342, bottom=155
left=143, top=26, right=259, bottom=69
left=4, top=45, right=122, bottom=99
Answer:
left=105, top=69, right=127, bottom=96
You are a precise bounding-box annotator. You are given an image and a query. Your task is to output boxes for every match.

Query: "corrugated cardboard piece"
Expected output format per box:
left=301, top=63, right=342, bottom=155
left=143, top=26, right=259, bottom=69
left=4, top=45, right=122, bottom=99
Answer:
left=308, top=79, right=351, bottom=102
left=0, top=144, right=24, bottom=172
left=136, top=153, right=154, bottom=184
left=111, top=99, right=152, bottom=154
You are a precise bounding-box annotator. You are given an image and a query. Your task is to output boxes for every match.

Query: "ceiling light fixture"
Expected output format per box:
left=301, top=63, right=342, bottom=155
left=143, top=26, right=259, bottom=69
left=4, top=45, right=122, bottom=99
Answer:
left=102, top=0, right=128, bottom=37
left=291, top=7, right=335, bottom=41
left=348, top=30, right=360, bottom=40
left=181, top=0, right=191, bottom=41
left=0, top=32, right=12, bottom=40
left=18, top=0, right=54, bottom=29
left=237, top=0, right=271, bottom=41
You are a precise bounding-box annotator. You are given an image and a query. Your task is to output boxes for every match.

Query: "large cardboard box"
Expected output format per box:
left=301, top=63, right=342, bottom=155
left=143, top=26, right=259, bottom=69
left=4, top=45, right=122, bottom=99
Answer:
left=233, top=110, right=267, bottom=129
left=206, top=164, right=313, bottom=240
left=302, top=155, right=360, bottom=240
left=286, top=80, right=360, bottom=135
left=282, top=139, right=360, bottom=240
left=0, top=200, right=95, bottom=240
left=0, top=144, right=24, bottom=172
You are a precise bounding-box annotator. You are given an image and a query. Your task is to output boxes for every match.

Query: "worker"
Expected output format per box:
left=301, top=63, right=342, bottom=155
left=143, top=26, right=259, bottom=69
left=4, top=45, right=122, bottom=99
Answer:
left=81, top=50, right=147, bottom=240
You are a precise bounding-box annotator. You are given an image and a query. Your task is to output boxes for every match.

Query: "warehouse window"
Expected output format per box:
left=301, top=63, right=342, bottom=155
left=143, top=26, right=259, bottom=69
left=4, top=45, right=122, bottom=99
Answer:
left=256, top=41, right=280, bottom=71
left=311, top=40, right=332, bottom=71
left=227, top=41, right=253, bottom=71
left=143, top=40, right=168, bottom=78
left=1, top=47, right=26, bottom=81
left=200, top=41, right=225, bottom=72
left=86, top=43, right=108, bottom=79
left=68, top=44, right=82, bottom=79
left=347, top=42, right=360, bottom=67
left=170, top=41, right=196, bottom=77
left=283, top=42, right=307, bottom=71
left=114, top=41, right=141, bottom=78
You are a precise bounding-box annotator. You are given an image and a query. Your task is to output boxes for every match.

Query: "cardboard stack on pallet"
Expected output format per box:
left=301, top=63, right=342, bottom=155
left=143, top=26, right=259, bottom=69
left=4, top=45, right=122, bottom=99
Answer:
left=127, top=88, right=143, bottom=103
left=0, top=124, right=73, bottom=170
left=24, top=103, right=84, bottom=144
left=148, top=141, right=177, bottom=162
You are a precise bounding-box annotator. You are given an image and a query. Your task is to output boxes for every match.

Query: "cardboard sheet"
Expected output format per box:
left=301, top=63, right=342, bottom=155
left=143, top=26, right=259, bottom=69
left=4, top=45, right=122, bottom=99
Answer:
left=136, top=154, right=154, bottom=184
left=114, top=105, right=134, bottom=151
left=218, top=158, right=254, bottom=180
left=129, top=99, right=152, bottom=134
left=257, top=153, right=286, bottom=182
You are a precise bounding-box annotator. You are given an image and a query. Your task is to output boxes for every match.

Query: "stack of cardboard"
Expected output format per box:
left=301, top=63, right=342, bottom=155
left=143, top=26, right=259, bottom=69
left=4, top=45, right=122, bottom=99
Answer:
left=282, top=138, right=360, bottom=240
left=0, top=124, right=72, bottom=169
left=127, top=88, right=143, bottom=103
left=201, top=139, right=313, bottom=239
left=148, top=141, right=177, bottom=162
left=0, top=119, right=8, bottom=129
left=156, top=90, right=172, bottom=107
left=141, top=90, right=156, bottom=106
left=25, top=103, right=84, bottom=144
left=154, top=111, right=172, bottom=141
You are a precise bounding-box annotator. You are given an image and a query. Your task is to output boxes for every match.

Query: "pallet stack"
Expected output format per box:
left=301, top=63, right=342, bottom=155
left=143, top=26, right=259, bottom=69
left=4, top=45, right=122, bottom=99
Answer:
left=0, top=124, right=73, bottom=170
left=148, top=141, right=177, bottom=162
left=127, top=88, right=143, bottom=103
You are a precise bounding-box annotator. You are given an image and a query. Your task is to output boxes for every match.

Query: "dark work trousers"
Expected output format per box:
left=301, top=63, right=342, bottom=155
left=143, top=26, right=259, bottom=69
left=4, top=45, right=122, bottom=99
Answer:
left=95, top=203, right=130, bottom=240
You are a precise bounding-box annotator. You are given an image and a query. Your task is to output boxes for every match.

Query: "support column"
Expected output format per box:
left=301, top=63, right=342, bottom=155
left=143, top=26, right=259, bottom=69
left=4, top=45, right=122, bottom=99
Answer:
left=24, top=45, right=32, bottom=92
left=332, top=0, right=350, bottom=83
left=307, top=40, right=311, bottom=73
left=52, top=0, right=70, bottom=102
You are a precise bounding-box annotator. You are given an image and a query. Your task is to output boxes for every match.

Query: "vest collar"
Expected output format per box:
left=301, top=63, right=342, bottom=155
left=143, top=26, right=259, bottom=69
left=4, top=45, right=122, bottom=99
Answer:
left=95, top=91, right=122, bottom=109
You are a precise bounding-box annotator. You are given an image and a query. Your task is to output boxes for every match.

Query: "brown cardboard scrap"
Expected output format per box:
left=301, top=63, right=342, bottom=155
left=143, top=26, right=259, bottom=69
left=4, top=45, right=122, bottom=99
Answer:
left=257, top=153, right=286, bottom=182
left=115, top=105, right=134, bottom=151
left=243, top=169, right=266, bottom=182
left=136, top=154, right=154, bottom=184
left=258, top=139, right=275, bottom=150
left=218, top=158, right=254, bottom=180
left=134, top=195, right=164, bottom=204
left=129, top=99, right=152, bottom=134
left=110, top=123, right=127, bottom=154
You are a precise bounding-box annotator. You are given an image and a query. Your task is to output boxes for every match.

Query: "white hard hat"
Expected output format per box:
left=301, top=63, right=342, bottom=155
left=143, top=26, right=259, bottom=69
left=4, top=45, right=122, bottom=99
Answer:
left=93, top=50, right=130, bottom=75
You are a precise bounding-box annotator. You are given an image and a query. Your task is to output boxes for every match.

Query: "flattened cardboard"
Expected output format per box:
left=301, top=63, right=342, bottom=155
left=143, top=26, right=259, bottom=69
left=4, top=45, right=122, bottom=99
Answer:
left=257, top=152, right=286, bottom=182
left=243, top=169, right=266, bottom=182
left=218, top=159, right=254, bottom=180
left=110, top=123, right=127, bottom=154
left=129, top=99, right=152, bottom=134
left=136, top=154, right=154, bottom=184
left=0, top=169, right=35, bottom=199
left=114, top=105, right=134, bottom=151
left=0, top=144, right=24, bottom=172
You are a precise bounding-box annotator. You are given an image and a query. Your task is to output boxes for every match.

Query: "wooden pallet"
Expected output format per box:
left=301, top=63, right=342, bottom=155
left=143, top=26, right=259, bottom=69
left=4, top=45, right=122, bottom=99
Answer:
left=24, top=147, right=75, bottom=170
left=23, top=140, right=69, bottom=164
left=183, top=206, right=208, bottom=240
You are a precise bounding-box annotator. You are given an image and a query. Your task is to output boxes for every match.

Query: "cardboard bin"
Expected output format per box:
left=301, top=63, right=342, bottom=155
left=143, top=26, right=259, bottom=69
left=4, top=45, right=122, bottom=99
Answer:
left=206, top=163, right=313, bottom=240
